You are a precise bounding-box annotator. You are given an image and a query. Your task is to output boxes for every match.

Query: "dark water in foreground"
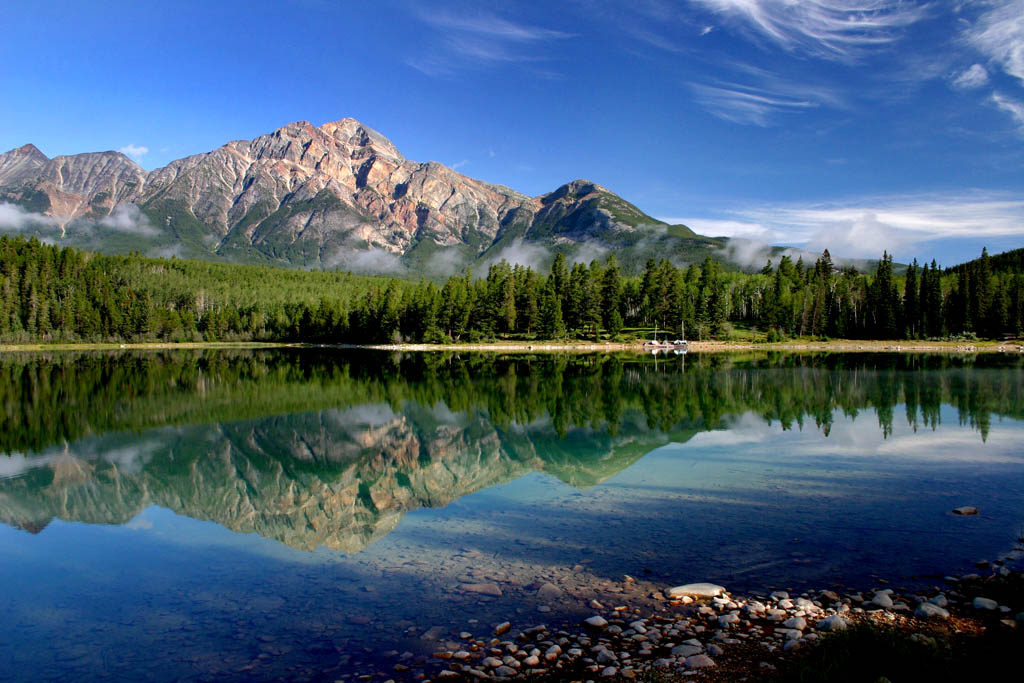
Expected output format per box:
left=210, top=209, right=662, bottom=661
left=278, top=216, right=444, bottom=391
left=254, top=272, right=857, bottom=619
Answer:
left=1, top=350, right=1023, bottom=681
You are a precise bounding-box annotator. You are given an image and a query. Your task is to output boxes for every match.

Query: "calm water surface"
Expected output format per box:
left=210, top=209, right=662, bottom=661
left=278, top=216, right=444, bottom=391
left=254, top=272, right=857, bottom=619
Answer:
left=1, top=350, right=1023, bottom=681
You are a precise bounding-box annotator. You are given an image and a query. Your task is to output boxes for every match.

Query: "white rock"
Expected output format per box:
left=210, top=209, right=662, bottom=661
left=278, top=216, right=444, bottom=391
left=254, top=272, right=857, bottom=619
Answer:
left=684, top=654, right=716, bottom=669
left=744, top=601, right=767, bottom=614
left=719, top=613, right=740, bottom=627
left=668, top=583, right=727, bottom=598
left=795, top=598, right=819, bottom=612
left=584, top=616, right=608, bottom=629
left=536, top=582, right=562, bottom=600
left=928, top=594, right=948, bottom=608
left=596, top=649, right=617, bottom=665
left=915, top=602, right=950, bottom=619
left=770, top=591, right=790, bottom=601
left=775, top=628, right=803, bottom=640
left=817, top=615, right=848, bottom=632
left=973, top=597, right=998, bottom=610
left=600, top=666, right=617, bottom=677
left=871, top=593, right=894, bottom=608
left=671, top=644, right=703, bottom=658
left=783, top=617, right=807, bottom=630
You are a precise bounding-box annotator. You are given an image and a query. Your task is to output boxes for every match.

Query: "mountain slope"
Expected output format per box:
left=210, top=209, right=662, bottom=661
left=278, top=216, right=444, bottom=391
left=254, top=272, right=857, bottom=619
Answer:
left=0, top=118, right=724, bottom=273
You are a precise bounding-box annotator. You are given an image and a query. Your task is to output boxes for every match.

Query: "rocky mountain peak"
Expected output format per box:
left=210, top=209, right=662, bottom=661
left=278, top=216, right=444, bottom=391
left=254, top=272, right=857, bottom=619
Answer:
left=541, top=179, right=609, bottom=204
left=13, top=143, right=48, bottom=160
left=0, top=117, right=718, bottom=271
left=0, top=143, right=51, bottom=187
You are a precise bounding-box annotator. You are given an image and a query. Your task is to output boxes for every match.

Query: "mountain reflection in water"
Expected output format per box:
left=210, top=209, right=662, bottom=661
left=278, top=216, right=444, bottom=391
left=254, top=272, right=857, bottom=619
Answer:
left=1, top=350, right=1021, bottom=553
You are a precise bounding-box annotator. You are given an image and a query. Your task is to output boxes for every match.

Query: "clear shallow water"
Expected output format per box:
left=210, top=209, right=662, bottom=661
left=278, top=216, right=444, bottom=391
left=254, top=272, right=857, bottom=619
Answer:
left=1, top=350, right=1023, bottom=681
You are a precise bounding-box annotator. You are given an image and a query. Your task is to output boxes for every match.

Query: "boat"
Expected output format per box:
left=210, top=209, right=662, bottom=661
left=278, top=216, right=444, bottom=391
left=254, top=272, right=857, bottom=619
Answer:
left=643, top=323, right=688, bottom=352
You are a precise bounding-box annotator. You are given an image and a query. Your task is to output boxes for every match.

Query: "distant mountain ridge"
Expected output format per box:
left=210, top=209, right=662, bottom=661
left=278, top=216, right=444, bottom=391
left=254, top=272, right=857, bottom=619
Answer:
left=0, top=118, right=723, bottom=274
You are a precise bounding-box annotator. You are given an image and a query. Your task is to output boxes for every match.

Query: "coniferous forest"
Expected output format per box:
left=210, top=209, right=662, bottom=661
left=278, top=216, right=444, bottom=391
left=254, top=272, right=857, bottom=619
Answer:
left=1, top=235, right=1021, bottom=345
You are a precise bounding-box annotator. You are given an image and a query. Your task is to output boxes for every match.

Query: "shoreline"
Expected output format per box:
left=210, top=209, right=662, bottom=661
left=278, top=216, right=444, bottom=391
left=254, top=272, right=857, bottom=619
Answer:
left=360, top=554, right=1024, bottom=682
left=0, top=339, right=1020, bottom=354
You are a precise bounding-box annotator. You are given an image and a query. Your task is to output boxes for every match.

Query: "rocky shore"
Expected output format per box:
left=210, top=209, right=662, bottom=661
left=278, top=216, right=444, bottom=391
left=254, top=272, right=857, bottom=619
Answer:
left=342, top=554, right=1024, bottom=682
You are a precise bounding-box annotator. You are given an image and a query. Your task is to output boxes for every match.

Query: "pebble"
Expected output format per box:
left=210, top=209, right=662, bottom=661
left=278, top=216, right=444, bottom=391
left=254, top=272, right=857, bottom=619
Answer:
left=915, top=603, right=950, bottom=619
left=872, top=593, right=894, bottom=609
left=683, top=654, right=716, bottom=669
left=782, top=616, right=806, bottom=630
left=537, top=583, right=562, bottom=601
left=973, top=597, right=998, bottom=611
left=583, top=616, right=608, bottom=629
left=462, top=583, right=503, bottom=597
left=494, top=622, right=511, bottom=636
left=718, top=613, right=741, bottom=627
left=744, top=601, right=766, bottom=614
left=600, top=666, right=617, bottom=677
left=671, top=644, right=702, bottom=658
left=817, top=615, right=848, bottom=632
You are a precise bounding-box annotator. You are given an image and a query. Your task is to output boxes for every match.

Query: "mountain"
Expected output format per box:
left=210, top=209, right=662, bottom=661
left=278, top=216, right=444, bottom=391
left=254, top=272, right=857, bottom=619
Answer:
left=0, top=119, right=724, bottom=274
left=0, top=406, right=688, bottom=554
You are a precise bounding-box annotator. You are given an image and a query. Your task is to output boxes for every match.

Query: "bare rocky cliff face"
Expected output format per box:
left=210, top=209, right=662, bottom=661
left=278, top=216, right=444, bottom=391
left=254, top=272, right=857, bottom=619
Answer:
left=0, top=119, right=719, bottom=271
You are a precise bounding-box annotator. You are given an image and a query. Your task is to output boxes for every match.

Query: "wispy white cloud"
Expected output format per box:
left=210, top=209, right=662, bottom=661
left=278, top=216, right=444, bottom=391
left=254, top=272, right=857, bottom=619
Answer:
left=118, top=143, right=148, bottom=160
left=689, top=0, right=927, bottom=60
left=700, top=25, right=715, bottom=36
left=451, top=158, right=469, bottom=169
left=408, top=10, right=574, bottom=76
left=991, top=91, right=1024, bottom=132
left=0, top=202, right=59, bottom=231
left=480, top=238, right=550, bottom=271
left=951, top=63, right=989, bottom=89
left=963, top=0, right=1024, bottom=84
left=94, top=203, right=157, bottom=235
left=661, top=191, right=1024, bottom=259
left=690, top=80, right=826, bottom=126
left=326, top=247, right=404, bottom=274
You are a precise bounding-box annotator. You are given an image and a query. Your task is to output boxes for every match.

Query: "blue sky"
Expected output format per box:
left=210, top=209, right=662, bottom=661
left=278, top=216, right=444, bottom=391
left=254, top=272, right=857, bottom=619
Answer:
left=1, top=0, right=1023, bottom=265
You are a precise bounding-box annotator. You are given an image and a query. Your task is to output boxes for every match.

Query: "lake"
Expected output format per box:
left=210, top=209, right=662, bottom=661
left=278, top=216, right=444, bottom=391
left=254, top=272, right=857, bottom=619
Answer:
left=1, top=349, right=1022, bottom=681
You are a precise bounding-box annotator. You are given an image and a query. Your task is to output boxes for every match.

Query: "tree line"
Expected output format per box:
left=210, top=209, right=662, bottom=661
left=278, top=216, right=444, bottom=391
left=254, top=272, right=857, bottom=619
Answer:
left=2, top=350, right=1019, bottom=455
left=1, top=235, right=1022, bottom=344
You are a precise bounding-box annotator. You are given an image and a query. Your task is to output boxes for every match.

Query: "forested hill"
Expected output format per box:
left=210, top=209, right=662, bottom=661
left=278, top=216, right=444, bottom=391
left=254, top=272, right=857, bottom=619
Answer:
left=1, top=235, right=1021, bottom=345
left=945, top=247, right=1024, bottom=276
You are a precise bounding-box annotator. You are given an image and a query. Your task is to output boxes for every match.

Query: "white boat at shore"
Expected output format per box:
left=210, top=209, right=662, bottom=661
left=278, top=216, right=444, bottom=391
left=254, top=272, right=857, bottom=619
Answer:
left=643, top=324, right=688, bottom=352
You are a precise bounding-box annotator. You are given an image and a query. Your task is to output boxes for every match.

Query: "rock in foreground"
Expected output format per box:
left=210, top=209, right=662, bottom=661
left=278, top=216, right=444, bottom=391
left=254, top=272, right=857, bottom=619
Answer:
left=667, top=583, right=727, bottom=598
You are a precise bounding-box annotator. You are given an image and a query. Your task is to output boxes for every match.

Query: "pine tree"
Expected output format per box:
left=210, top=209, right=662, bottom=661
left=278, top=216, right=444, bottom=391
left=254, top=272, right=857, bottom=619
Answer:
left=903, top=259, right=919, bottom=338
